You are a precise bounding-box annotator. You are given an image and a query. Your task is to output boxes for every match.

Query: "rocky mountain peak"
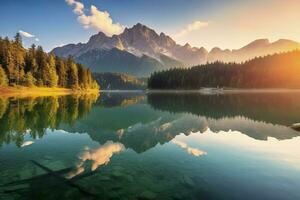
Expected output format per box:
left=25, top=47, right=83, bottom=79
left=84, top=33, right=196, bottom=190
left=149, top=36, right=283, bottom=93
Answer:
left=125, top=23, right=157, bottom=36
left=88, top=32, right=108, bottom=43
left=132, top=23, right=144, bottom=30
left=158, top=32, right=176, bottom=48
left=160, top=32, right=166, bottom=37
left=184, top=43, right=191, bottom=49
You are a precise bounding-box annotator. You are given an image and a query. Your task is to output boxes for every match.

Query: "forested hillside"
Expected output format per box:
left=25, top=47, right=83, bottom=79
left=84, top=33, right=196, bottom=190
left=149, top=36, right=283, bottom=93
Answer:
left=0, top=33, right=99, bottom=90
left=148, top=51, right=300, bottom=89
left=93, top=72, right=146, bottom=90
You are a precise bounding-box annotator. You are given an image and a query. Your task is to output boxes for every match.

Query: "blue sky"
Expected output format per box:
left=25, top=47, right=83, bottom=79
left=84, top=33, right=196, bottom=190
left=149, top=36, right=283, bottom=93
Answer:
left=1, top=0, right=299, bottom=51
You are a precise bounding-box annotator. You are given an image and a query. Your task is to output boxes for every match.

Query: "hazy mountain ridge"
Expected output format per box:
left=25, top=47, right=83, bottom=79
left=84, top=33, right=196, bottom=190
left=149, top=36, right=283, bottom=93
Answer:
left=209, top=39, right=300, bottom=63
left=52, top=23, right=300, bottom=76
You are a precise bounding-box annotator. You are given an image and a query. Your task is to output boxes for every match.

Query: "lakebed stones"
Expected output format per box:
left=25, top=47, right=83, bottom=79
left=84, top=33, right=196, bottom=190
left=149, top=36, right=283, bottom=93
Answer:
left=124, top=174, right=134, bottom=182
left=138, top=190, right=157, bottom=200
left=18, top=165, right=37, bottom=180
left=182, top=175, right=195, bottom=187
left=43, top=160, right=66, bottom=171
left=98, top=175, right=111, bottom=181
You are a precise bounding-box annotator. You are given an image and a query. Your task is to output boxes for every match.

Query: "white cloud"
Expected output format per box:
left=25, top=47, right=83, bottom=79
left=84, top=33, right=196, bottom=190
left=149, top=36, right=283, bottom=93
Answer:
left=66, top=0, right=125, bottom=36
left=66, top=0, right=84, bottom=15
left=174, top=21, right=208, bottom=38
left=19, top=30, right=39, bottom=42
left=19, top=30, right=35, bottom=38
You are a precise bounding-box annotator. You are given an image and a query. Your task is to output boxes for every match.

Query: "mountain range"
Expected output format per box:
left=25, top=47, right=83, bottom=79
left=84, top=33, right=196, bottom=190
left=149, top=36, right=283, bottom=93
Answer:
left=52, top=23, right=300, bottom=77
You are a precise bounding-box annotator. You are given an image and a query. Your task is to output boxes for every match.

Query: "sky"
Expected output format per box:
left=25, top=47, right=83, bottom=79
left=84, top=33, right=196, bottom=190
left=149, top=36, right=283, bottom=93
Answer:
left=1, top=0, right=300, bottom=52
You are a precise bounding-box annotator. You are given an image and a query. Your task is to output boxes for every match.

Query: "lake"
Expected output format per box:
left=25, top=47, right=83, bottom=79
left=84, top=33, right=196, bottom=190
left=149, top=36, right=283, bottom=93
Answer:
left=1, top=91, right=300, bottom=200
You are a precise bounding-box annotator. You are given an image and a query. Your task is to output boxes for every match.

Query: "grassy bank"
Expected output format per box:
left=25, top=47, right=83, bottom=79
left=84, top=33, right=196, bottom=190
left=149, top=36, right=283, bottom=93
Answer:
left=0, top=86, right=99, bottom=98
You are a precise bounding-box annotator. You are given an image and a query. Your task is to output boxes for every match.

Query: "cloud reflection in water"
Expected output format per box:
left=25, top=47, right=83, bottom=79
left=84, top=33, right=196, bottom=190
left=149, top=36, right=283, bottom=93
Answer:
left=67, top=141, right=125, bottom=179
left=21, top=141, right=34, bottom=147
left=172, top=140, right=207, bottom=156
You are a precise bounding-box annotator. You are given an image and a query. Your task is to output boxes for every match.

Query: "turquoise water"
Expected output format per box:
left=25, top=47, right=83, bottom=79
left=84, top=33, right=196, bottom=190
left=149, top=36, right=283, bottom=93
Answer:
left=0, top=92, right=300, bottom=200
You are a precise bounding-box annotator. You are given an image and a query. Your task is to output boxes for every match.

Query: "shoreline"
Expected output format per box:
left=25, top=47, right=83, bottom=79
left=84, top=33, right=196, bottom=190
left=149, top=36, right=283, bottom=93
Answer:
left=92, top=88, right=300, bottom=94
left=0, top=86, right=99, bottom=98
left=145, top=88, right=300, bottom=94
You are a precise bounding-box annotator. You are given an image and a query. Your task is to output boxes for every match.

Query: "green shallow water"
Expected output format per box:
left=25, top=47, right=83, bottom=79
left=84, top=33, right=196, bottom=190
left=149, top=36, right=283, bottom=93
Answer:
left=1, top=91, right=300, bottom=200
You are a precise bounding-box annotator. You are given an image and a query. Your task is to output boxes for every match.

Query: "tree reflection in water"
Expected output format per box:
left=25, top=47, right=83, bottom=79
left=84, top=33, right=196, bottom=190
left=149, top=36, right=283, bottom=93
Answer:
left=0, top=94, right=99, bottom=147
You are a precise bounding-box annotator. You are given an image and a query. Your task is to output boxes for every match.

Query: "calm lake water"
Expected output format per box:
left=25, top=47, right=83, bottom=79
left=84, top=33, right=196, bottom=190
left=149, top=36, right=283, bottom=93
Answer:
left=1, top=91, right=300, bottom=200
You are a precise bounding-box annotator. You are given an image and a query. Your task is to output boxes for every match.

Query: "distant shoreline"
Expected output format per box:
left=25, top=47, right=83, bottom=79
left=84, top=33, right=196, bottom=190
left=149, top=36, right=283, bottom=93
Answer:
left=98, top=88, right=300, bottom=94
left=0, top=86, right=99, bottom=98
left=146, top=88, right=300, bottom=94
left=100, top=89, right=145, bottom=93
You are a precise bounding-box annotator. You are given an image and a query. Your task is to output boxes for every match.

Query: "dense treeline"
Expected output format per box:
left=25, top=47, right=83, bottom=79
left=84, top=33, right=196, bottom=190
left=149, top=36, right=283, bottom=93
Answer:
left=148, top=51, right=300, bottom=89
left=0, top=33, right=99, bottom=89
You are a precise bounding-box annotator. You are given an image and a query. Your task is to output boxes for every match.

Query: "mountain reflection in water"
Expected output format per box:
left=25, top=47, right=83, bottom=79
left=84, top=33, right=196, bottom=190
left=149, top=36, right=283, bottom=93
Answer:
left=1, top=91, right=300, bottom=152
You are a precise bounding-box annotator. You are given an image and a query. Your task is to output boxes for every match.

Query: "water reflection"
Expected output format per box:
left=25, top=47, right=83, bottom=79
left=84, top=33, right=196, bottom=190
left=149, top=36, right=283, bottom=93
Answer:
left=147, top=92, right=300, bottom=126
left=67, top=141, right=125, bottom=179
left=1, top=91, right=300, bottom=153
left=178, top=128, right=300, bottom=168
left=147, top=92, right=300, bottom=140
left=172, top=139, right=207, bottom=156
left=65, top=107, right=300, bottom=154
left=20, top=141, right=34, bottom=148
left=53, top=92, right=300, bottom=155
left=0, top=94, right=98, bottom=147
left=208, top=116, right=300, bottom=140
left=1, top=92, right=300, bottom=200
left=96, top=91, right=145, bottom=107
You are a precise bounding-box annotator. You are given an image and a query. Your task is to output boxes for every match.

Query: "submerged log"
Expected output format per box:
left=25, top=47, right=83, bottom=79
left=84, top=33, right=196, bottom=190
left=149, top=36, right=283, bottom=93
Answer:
left=0, top=160, right=97, bottom=199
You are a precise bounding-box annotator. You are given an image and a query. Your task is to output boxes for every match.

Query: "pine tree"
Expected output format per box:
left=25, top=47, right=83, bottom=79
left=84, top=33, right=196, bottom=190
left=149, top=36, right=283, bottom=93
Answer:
left=14, top=33, right=22, bottom=46
left=25, top=44, right=38, bottom=74
left=86, top=69, right=93, bottom=87
left=56, top=59, right=67, bottom=88
left=47, top=54, right=58, bottom=87
left=23, top=72, right=36, bottom=87
left=35, top=46, right=48, bottom=86
left=77, top=64, right=88, bottom=88
left=2, top=38, right=17, bottom=85
left=68, top=63, right=79, bottom=89
left=0, top=64, right=8, bottom=87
